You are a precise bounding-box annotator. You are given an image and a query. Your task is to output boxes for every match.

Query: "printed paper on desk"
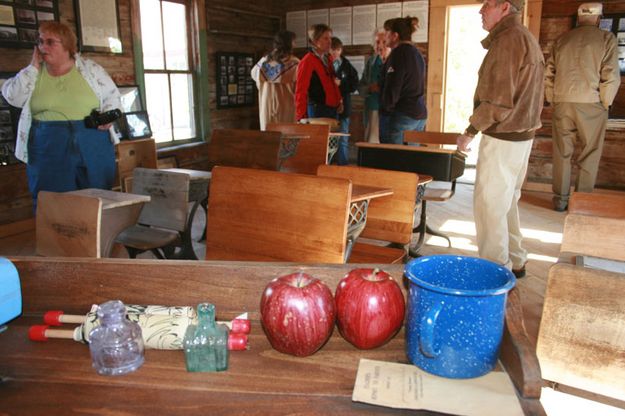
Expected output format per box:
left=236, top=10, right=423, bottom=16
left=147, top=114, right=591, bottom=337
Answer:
left=352, top=359, right=523, bottom=416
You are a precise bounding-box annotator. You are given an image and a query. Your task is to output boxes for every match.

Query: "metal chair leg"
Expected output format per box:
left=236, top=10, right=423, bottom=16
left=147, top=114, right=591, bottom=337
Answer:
left=409, top=199, right=453, bottom=257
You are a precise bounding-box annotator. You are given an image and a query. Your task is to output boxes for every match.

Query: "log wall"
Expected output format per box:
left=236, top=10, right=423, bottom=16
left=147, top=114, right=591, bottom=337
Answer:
left=529, top=0, right=625, bottom=190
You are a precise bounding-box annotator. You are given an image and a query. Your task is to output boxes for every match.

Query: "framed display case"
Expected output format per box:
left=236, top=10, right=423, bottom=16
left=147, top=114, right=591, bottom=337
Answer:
left=74, top=0, right=121, bottom=53
left=216, top=52, right=256, bottom=109
left=0, top=0, right=59, bottom=49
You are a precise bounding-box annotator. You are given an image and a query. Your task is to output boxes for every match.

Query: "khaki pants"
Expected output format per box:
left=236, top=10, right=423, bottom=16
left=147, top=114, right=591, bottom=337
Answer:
left=474, top=135, right=533, bottom=270
left=552, top=102, right=608, bottom=203
left=364, top=110, right=380, bottom=143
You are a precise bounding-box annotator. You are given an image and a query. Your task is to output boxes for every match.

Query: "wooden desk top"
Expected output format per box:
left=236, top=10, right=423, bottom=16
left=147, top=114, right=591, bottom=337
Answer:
left=161, top=168, right=212, bottom=182
left=351, top=185, right=393, bottom=203
left=281, top=134, right=310, bottom=140
left=68, top=188, right=150, bottom=210
left=418, top=175, right=433, bottom=186
left=356, top=142, right=466, bottom=156
left=1, top=257, right=544, bottom=415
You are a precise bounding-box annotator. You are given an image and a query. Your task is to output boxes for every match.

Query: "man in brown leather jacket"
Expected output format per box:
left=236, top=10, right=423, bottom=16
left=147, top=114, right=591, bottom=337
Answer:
left=456, top=0, right=544, bottom=278
left=545, top=2, right=621, bottom=212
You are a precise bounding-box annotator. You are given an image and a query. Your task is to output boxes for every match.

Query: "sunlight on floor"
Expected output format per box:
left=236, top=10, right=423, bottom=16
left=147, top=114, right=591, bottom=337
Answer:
left=527, top=253, right=559, bottom=263
left=541, top=388, right=625, bottom=416
left=438, top=220, right=563, bottom=245
left=423, top=219, right=562, bottom=264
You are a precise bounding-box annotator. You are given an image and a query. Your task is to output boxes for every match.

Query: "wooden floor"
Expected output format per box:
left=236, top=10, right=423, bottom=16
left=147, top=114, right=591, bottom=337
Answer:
left=0, top=181, right=565, bottom=348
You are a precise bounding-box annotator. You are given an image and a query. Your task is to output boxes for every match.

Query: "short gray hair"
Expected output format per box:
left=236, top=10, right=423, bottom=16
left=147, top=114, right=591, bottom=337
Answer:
left=372, top=28, right=384, bottom=47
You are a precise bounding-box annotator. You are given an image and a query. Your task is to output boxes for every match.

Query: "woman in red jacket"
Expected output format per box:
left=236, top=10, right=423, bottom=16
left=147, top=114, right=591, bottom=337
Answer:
left=295, top=24, right=342, bottom=121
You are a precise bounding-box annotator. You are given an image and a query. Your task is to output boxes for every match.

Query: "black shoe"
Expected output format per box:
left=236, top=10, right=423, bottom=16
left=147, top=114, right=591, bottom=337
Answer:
left=553, top=201, right=568, bottom=212
left=512, top=265, right=526, bottom=279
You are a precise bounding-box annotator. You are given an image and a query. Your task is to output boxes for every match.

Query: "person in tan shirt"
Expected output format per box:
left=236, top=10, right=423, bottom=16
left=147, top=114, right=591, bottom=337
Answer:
left=545, top=2, right=621, bottom=211
left=456, top=0, right=544, bottom=278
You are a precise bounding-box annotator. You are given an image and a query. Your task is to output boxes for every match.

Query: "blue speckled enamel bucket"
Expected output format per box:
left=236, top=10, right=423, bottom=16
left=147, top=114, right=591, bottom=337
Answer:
left=405, top=255, right=516, bottom=379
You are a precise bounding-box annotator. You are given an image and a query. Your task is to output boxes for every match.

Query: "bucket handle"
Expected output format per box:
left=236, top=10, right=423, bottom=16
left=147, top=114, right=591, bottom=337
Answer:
left=419, top=302, right=442, bottom=358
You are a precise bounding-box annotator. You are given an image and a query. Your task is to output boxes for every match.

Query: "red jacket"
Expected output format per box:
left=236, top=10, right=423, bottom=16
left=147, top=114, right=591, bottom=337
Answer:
left=295, top=51, right=342, bottom=120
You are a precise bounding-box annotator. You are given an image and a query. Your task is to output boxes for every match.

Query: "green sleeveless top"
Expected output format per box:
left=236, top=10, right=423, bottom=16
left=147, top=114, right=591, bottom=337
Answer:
left=30, top=66, right=99, bottom=121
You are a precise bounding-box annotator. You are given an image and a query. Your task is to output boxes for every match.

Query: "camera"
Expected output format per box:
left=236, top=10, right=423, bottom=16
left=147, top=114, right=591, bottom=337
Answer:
left=84, top=109, right=122, bottom=129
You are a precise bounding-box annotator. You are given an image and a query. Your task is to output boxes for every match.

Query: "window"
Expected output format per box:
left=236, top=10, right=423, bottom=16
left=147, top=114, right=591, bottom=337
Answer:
left=139, top=0, right=196, bottom=144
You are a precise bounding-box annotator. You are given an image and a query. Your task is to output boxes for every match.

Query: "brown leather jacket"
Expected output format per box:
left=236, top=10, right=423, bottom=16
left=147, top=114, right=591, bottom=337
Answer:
left=466, top=14, right=544, bottom=141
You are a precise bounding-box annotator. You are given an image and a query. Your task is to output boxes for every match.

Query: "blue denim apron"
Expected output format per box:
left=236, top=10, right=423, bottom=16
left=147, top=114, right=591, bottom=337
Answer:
left=27, top=120, right=116, bottom=211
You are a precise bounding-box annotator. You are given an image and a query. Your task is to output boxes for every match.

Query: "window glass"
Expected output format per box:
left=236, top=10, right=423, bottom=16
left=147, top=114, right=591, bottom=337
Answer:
left=139, top=0, right=164, bottom=70
left=145, top=73, right=172, bottom=142
left=163, top=2, right=188, bottom=71
left=171, top=73, right=195, bottom=139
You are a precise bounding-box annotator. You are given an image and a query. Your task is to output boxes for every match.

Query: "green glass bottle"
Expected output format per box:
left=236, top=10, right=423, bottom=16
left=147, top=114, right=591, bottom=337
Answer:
left=183, top=303, right=229, bottom=372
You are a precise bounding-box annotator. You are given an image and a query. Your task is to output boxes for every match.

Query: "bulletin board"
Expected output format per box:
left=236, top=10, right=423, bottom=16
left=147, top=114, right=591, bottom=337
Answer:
left=0, top=0, right=59, bottom=48
left=598, top=13, right=625, bottom=75
left=216, top=52, right=255, bottom=109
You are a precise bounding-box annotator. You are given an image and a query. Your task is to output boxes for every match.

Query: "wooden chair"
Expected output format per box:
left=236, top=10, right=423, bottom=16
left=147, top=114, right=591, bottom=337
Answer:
left=317, top=165, right=418, bottom=264
left=115, top=138, right=158, bottom=192
left=208, top=129, right=283, bottom=171
left=205, top=166, right=351, bottom=263
left=36, top=191, right=102, bottom=257
left=537, top=192, right=625, bottom=404
left=114, top=168, right=190, bottom=259
left=402, top=131, right=463, bottom=252
left=266, top=122, right=330, bottom=174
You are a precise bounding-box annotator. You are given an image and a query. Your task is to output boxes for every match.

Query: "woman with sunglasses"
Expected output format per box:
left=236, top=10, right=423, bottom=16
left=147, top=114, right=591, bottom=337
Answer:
left=1, top=21, right=120, bottom=211
left=295, top=24, right=342, bottom=121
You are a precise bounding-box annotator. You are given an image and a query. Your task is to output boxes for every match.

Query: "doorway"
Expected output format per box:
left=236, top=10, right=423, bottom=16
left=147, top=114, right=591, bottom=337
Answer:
left=443, top=4, right=487, bottom=167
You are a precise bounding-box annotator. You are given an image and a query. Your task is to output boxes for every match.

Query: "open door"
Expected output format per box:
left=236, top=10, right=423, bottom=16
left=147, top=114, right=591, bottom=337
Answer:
left=426, top=0, right=543, bottom=132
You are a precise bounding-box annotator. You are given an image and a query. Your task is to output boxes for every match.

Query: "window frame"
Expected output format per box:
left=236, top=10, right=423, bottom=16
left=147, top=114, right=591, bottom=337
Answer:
left=132, top=0, right=207, bottom=148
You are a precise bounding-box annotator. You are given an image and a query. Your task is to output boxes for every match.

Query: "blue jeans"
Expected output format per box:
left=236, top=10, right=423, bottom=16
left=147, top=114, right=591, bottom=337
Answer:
left=380, top=113, right=427, bottom=144
left=307, top=103, right=337, bottom=119
left=27, top=120, right=116, bottom=211
left=335, top=116, right=349, bottom=165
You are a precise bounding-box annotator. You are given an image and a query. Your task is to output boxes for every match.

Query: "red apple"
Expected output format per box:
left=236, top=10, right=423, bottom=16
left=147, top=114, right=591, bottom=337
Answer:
left=335, top=268, right=405, bottom=349
left=260, top=272, right=335, bottom=357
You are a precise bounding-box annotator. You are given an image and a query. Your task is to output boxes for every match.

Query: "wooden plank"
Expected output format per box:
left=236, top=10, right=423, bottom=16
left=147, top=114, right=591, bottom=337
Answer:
left=69, top=188, right=150, bottom=210
left=116, top=139, right=158, bottom=191
left=403, top=131, right=459, bottom=146
left=356, top=142, right=459, bottom=155
left=205, top=166, right=351, bottom=263
left=132, top=168, right=190, bottom=232
left=568, top=192, right=625, bottom=219
left=267, top=123, right=330, bottom=174
left=0, top=218, right=35, bottom=239
left=35, top=192, right=102, bottom=258
left=207, top=129, right=283, bottom=171
left=537, top=263, right=625, bottom=401
left=560, top=214, right=625, bottom=261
